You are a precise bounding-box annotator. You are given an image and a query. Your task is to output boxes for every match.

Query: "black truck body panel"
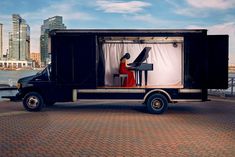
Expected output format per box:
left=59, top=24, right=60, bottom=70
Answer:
left=207, top=35, right=229, bottom=89
left=50, top=29, right=228, bottom=88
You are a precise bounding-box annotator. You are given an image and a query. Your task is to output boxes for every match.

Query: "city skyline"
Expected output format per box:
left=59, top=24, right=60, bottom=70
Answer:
left=0, top=0, right=235, bottom=64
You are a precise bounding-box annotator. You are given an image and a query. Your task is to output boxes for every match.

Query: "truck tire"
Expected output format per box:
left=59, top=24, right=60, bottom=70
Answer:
left=146, top=94, right=168, bottom=114
left=23, top=92, right=44, bottom=112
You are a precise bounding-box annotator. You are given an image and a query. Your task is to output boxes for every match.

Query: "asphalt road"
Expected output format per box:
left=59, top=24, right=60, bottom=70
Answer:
left=0, top=98, right=234, bottom=157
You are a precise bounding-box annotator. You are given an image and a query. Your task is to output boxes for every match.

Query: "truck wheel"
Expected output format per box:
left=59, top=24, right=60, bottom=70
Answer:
left=146, top=94, right=168, bottom=114
left=23, top=92, right=44, bottom=112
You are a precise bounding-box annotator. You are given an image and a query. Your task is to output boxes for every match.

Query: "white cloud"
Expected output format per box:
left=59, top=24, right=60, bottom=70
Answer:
left=96, top=0, right=151, bottom=13
left=22, top=2, right=94, bottom=21
left=186, top=0, right=235, bottom=9
left=125, top=14, right=184, bottom=28
left=130, top=14, right=158, bottom=24
left=187, top=22, right=235, bottom=64
left=165, top=0, right=208, bottom=17
left=174, top=8, right=209, bottom=17
left=166, top=0, right=235, bottom=17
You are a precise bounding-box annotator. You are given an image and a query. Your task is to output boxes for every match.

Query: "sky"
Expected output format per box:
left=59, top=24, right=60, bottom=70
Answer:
left=0, top=0, right=235, bottom=64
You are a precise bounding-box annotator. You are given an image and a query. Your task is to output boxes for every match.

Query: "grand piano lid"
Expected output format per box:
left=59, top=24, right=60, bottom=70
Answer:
left=128, top=47, right=151, bottom=67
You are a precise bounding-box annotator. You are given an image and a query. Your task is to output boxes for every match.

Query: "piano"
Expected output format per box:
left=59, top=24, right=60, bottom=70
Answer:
left=127, top=47, right=153, bottom=86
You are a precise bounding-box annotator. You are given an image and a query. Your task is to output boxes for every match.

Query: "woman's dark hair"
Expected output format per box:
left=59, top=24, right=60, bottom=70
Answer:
left=120, top=53, right=130, bottom=61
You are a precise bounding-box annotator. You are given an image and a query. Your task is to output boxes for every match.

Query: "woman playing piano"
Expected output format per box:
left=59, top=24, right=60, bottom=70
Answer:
left=119, top=53, right=136, bottom=87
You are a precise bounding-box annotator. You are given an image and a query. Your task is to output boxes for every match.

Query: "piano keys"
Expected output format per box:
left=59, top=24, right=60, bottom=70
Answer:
left=128, top=63, right=153, bottom=86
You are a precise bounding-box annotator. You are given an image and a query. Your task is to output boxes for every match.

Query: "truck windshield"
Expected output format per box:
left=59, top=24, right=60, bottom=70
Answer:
left=37, top=65, right=51, bottom=81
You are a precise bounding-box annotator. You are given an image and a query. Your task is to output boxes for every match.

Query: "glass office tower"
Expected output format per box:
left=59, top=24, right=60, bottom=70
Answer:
left=0, top=23, right=2, bottom=60
left=9, top=14, right=30, bottom=61
left=40, top=16, right=66, bottom=66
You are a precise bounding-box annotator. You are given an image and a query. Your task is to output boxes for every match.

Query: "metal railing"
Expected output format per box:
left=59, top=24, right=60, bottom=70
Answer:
left=209, top=77, right=235, bottom=97
left=228, top=77, right=235, bottom=95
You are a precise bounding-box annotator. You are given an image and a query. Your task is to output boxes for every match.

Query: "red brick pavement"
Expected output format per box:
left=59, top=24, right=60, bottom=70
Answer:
left=0, top=100, right=234, bottom=157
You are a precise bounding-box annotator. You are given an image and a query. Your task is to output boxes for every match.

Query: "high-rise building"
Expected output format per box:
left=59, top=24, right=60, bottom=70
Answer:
left=9, top=14, right=30, bottom=61
left=0, top=23, right=3, bottom=59
left=40, top=16, right=66, bottom=65
left=40, top=16, right=66, bottom=66
left=30, top=52, right=41, bottom=67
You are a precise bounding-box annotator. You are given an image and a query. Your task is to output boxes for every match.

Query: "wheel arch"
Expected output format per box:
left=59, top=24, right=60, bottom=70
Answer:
left=21, top=87, right=44, bottom=100
left=144, top=89, right=172, bottom=103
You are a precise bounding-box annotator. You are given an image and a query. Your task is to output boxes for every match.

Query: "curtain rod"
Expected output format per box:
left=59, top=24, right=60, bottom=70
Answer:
left=102, top=41, right=183, bottom=44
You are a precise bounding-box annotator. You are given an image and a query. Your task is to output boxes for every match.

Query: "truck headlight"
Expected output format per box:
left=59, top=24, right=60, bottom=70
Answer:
left=16, top=83, right=21, bottom=89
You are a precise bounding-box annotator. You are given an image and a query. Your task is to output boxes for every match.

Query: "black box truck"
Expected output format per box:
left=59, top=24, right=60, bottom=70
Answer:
left=14, top=29, right=228, bottom=114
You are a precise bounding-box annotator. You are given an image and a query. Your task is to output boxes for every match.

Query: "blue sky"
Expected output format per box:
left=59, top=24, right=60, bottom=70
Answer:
left=1, top=0, right=235, bottom=64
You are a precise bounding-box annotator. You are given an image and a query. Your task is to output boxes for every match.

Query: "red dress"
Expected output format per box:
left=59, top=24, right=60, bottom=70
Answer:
left=119, top=62, right=136, bottom=87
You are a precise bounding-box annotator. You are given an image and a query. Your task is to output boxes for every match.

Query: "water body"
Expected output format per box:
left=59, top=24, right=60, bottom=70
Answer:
left=230, top=73, right=235, bottom=77
left=0, top=70, right=40, bottom=86
left=0, top=70, right=41, bottom=101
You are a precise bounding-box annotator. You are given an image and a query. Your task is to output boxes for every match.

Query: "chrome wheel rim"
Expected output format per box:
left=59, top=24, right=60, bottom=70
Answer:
left=27, top=96, right=39, bottom=109
left=151, top=99, right=163, bottom=110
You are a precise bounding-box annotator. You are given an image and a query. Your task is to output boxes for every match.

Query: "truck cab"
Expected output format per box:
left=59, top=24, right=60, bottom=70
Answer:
left=17, top=65, right=54, bottom=111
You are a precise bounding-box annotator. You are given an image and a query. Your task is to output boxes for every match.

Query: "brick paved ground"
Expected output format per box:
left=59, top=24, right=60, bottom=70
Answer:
left=0, top=99, right=234, bottom=157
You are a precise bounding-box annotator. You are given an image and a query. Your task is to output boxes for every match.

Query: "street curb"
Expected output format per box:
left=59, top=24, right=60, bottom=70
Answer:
left=210, top=98, right=235, bottom=103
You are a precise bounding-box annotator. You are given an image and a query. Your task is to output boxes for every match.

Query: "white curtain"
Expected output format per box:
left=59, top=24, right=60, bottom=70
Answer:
left=103, top=43, right=182, bottom=86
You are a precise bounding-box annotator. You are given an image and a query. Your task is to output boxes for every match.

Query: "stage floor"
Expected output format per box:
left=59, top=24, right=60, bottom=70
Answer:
left=100, top=84, right=184, bottom=89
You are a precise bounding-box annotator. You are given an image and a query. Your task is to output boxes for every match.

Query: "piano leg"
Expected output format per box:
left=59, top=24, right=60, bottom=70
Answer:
left=135, top=70, right=139, bottom=86
left=144, top=70, right=148, bottom=86
left=139, top=70, right=143, bottom=86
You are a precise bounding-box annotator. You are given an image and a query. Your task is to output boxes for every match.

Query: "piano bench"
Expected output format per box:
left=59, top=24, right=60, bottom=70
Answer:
left=113, top=74, right=128, bottom=86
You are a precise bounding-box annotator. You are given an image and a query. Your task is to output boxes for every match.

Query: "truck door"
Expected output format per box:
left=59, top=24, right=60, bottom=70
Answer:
left=51, top=34, right=97, bottom=89
left=207, top=35, right=229, bottom=89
